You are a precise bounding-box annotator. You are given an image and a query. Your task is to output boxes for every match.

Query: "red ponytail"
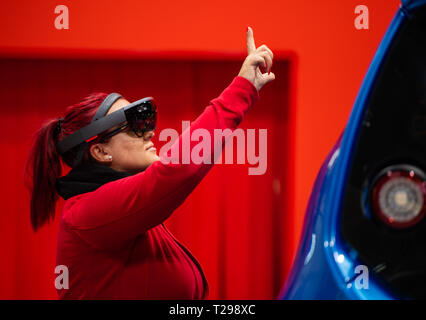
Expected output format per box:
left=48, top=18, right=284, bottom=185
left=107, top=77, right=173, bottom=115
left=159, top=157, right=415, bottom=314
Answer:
left=25, top=92, right=109, bottom=231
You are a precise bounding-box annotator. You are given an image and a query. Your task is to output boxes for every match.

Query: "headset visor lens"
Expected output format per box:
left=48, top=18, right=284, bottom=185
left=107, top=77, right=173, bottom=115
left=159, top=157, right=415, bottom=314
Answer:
left=124, top=99, right=157, bottom=137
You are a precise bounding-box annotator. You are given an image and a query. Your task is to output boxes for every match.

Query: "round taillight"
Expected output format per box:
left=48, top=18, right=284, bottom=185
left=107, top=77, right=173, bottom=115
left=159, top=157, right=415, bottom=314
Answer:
left=371, top=165, right=426, bottom=229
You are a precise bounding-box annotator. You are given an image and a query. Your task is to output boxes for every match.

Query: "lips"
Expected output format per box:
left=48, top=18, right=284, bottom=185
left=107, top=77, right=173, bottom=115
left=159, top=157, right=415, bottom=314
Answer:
left=146, top=143, right=155, bottom=151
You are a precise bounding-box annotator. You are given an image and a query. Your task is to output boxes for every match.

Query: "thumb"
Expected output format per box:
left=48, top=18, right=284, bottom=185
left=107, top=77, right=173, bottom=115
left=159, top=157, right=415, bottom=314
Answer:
left=265, top=72, right=275, bottom=83
left=262, top=72, right=276, bottom=85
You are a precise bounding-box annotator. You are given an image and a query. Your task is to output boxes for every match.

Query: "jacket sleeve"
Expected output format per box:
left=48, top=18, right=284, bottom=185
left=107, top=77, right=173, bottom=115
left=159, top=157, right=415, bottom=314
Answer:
left=63, top=76, right=259, bottom=250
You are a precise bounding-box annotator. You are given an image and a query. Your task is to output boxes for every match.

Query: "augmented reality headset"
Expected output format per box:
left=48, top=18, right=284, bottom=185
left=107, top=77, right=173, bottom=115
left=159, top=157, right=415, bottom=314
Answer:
left=57, top=93, right=157, bottom=157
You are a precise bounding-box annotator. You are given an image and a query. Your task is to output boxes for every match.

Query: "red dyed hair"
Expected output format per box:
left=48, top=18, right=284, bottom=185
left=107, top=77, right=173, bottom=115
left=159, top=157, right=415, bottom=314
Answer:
left=25, top=92, right=109, bottom=231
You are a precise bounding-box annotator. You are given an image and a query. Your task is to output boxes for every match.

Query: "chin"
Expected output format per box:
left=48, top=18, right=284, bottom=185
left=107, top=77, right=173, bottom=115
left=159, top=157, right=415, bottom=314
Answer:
left=147, top=151, right=161, bottom=162
left=142, top=154, right=160, bottom=168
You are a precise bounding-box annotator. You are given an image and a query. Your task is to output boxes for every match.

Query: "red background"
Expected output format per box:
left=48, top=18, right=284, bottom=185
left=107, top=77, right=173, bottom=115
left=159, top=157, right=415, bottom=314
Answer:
left=0, top=0, right=400, bottom=299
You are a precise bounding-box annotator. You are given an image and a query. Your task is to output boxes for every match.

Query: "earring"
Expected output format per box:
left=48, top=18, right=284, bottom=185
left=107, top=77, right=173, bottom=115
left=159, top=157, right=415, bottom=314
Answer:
left=107, top=155, right=112, bottom=161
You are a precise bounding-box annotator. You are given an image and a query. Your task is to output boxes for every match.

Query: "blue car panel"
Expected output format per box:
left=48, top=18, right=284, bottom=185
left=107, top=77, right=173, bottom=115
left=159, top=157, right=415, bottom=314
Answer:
left=280, top=0, right=426, bottom=300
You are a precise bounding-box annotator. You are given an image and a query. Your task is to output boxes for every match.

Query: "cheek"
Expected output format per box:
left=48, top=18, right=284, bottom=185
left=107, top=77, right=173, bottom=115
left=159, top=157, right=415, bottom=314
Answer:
left=110, top=137, right=150, bottom=162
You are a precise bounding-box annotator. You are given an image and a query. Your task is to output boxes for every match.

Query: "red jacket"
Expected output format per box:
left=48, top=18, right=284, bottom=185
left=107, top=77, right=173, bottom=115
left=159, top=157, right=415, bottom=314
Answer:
left=56, top=76, right=259, bottom=299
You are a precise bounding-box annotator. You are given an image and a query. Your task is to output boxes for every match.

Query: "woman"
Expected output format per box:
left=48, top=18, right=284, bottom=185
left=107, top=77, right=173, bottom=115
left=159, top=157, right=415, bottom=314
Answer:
left=25, top=27, right=275, bottom=299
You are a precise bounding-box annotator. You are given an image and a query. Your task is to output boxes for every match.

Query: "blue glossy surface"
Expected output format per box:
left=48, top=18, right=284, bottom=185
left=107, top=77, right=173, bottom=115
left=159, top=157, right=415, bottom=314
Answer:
left=278, top=2, right=418, bottom=300
left=402, top=0, right=426, bottom=11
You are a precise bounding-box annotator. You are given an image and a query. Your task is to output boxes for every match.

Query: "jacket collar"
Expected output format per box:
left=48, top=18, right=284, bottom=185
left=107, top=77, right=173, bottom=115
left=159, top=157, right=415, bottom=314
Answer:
left=55, top=163, right=134, bottom=200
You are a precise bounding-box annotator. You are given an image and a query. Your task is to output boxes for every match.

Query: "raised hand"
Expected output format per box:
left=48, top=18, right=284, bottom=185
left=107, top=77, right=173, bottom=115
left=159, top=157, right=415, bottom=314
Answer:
left=238, top=27, right=275, bottom=91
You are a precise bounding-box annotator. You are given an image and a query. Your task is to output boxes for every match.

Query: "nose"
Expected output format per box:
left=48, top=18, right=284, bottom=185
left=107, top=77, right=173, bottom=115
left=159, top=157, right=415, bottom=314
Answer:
left=143, top=130, right=155, bottom=140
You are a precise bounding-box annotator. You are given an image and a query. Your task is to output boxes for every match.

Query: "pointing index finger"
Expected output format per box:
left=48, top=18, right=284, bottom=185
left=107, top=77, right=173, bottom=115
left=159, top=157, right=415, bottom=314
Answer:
left=246, top=26, right=256, bottom=55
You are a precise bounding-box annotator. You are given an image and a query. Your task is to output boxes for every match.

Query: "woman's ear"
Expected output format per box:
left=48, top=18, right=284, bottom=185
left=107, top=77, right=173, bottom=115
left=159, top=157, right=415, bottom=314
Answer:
left=89, top=143, right=112, bottom=164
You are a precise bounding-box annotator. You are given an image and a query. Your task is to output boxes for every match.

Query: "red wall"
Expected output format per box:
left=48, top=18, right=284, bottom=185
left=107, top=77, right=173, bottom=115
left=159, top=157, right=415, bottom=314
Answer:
left=0, top=0, right=401, bottom=299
